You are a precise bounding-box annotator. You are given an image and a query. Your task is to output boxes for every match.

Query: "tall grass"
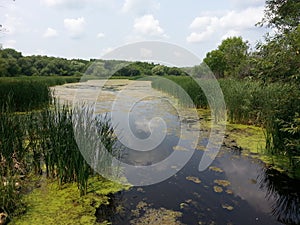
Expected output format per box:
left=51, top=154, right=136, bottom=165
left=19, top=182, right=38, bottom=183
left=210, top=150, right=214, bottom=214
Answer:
left=26, top=101, right=118, bottom=196
left=0, top=100, right=118, bottom=217
left=152, top=76, right=208, bottom=108
left=0, top=106, right=27, bottom=217
left=0, top=76, right=80, bottom=112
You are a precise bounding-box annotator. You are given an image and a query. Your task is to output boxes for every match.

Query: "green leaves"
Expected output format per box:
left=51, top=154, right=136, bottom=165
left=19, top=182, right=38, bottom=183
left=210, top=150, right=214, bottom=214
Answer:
left=261, top=0, right=300, bottom=33
left=203, top=37, right=249, bottom=78
left=253, top=25, right=300, bottom=83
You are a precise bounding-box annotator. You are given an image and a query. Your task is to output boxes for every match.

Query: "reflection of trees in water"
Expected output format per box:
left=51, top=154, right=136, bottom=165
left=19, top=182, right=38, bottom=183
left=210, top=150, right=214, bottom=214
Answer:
left=259, top=167, right=300, bottom=225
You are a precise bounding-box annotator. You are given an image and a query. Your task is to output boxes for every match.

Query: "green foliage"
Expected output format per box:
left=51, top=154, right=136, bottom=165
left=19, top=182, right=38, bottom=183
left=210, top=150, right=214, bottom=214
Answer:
left=253, top=0, right=300, bottom=83
left=253, top=25, right=300, bottom=83
left=0, top=48, right=90, bottom=77
left=203, top=37, right=249, bottom=78
left=260, top=0, right=300, bottom=33
left=151, top=65, right=166, bottom=76
left=203, top=50, right=226, bottom=78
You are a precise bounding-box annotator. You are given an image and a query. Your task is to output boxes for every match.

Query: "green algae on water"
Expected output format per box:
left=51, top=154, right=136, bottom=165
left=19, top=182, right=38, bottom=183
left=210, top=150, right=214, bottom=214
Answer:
left=11, top=176, right=127, bottom=225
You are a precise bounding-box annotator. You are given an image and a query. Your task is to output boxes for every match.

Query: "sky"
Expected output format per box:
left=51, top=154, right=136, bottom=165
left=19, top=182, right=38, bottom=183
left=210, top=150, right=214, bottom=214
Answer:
left=0, top=0, right=268, bottom=62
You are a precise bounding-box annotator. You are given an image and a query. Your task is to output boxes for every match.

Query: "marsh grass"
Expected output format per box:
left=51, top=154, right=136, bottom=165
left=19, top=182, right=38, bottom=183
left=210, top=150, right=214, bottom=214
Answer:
left=0, top=106, right=27, bottom=217
left=0, top=100, right=118, bottom=217
left=0, top=76, right=80, bottom=112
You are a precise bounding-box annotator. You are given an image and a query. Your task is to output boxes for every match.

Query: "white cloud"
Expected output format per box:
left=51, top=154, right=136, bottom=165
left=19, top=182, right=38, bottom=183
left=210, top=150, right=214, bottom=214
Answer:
left=3, top=40, right=16, bottom=48
left=97, top=32, right=105, bottom=38
left=187, top=29, right=214, bottom=43
left=190, top=16, right=218, bottom=29
left=64, top=17, right=85, bottom=38
left=42, top=0, right=114, bottom=10
left=3, top=14, right=23, bottom=35
left=187, top=6, right=264, bottom=43
left=122, top=0, right=160, bottom=14
left=43, top=27, right=58, bottom=38
left=101, top=47, right=113, bottom=55
left=133, top=14, right=166, bottom=37
left=221, top=30, right=241, bottom=40
left=219, top=7, right=264, bottom=29
left=43, top=0, right=86, bottom=9
left=140, top=48, right=153, bottom=58
left=229, top=0, right=265, bottom=9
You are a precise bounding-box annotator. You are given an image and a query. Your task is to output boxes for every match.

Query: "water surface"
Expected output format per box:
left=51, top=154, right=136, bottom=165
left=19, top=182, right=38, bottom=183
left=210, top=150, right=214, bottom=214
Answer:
left=53, top=80, right=300, bottom=225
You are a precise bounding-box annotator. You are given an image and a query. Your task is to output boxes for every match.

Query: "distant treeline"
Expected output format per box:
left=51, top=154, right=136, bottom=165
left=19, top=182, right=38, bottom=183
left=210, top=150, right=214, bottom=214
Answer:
left=0, top=48, right=190, bottom=77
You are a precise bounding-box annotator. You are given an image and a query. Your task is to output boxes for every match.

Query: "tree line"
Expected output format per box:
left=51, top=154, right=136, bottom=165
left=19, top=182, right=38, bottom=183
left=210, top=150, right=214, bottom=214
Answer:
left=0, top=48, right=188, bottom=78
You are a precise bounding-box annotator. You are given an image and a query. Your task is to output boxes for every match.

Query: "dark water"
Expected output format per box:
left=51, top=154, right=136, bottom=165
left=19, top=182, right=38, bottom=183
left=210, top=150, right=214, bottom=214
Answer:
left=96, top=143, right=300, bottom=225
left=90, top=82, right=300, bottom=225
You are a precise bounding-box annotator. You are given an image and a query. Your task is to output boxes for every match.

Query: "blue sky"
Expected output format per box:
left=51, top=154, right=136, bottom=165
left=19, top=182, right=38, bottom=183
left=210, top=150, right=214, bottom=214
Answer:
left=0, top=0, right=267, bottom=61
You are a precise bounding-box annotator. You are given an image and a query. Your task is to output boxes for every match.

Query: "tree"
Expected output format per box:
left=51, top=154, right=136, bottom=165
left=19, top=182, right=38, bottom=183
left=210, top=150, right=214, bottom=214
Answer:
left=253, top=25, right=300, bottom=82
left=253, top=0, right=300, bottom=83
left=151, top=65, right=166, bottom=76
left=203, top=37, right=249, bottom=78
left=203, top=50, right=226, bottom=78
left=260, top=0, right=300, bottom=33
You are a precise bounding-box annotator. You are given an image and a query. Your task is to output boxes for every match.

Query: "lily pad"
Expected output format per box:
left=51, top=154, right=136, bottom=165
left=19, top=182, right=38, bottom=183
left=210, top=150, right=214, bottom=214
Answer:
left=213, top=186, right=223, bottom=193
left=180, top=202, right=188, bottom=209
left=186, top=176, right=201, bottom=184
left=173, top=145, right=189, bottom=151
left=226, top=189, right=233, bottom=195
left=130, top=207, right=183, bottom=225
left=222, top=204, right=234, bottom=211
left=214, top=179, right=231, bottom=187
left=209, top=166, right=224, bottom=173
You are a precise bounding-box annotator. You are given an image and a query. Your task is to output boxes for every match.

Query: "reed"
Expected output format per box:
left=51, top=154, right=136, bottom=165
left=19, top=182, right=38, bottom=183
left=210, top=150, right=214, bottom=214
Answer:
left=0, top=100, right=118, bottom=217
left=0, top=76, right=80, bottom=112
left=0, top=106, right=27, bottom=216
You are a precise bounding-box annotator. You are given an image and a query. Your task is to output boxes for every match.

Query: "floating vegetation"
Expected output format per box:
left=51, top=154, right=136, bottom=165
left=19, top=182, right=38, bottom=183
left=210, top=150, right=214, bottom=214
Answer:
left=173, top=145, right=189, bottom=151
left=214, top=180, right=231, bottom=187
left=186, top=176, right=201, bottom=184
left=209, top=166, right=224, bottom=173
left=137, top=188, right=145, bottom=193
left=180, top=203, right=188, bottom=209
left=226, top=190, right=233, bottom=195
left=136, top=201, right=148, bottom=211
left=130, top=207, right=184, bottom=225
left=195, top=145, right=207, bottom=151
left=221, top=204, right=234, bottom=211
left=213, top=186, right=223, bottom=193
left=12, top=177, right=124, bottom=225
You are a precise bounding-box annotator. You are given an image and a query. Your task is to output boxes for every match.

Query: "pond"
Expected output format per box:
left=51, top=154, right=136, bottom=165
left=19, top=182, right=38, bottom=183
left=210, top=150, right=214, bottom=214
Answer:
left=53, top=79, right=300, bottom=225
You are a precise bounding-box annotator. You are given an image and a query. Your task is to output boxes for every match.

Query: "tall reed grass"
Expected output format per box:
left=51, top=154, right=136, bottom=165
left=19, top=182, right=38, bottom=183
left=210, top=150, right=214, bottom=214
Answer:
left=0, top=106, right=27, bottom=217
left=0, top=76, right=80, bottom=112
left=0, top=99, right=117, bottom=216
